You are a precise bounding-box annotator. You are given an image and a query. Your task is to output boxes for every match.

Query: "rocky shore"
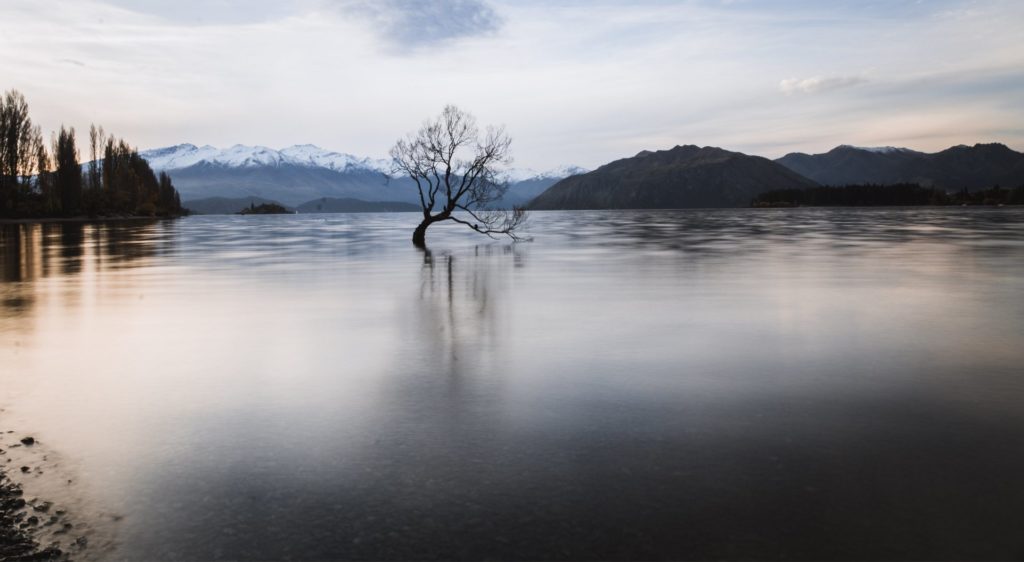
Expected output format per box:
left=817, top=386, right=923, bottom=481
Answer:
left=1, top=476, right=62, bottom=560
left=0, top=435, right=86, bottom=561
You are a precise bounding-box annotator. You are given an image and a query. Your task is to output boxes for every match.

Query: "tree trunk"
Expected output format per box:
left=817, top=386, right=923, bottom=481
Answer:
left=412, top=219, right=430, bottom=247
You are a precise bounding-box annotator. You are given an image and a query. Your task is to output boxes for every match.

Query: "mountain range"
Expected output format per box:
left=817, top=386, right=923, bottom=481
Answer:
left=776, top=143, right=1024, bottom=188
left=143, top=142, right=1024, bottom=213
left=141, top=143, right=586, bottom=211
left=529, top=142, right=1024, bottom=210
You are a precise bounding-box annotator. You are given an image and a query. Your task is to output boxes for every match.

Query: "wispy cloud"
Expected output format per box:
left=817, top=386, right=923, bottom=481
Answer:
left=100, top=0, right=297, bottom=25
left=2, top=0, right=1022, bottom=168
left=779, top=76, right=868, bottom=95
left=335, top=0, right=502, bottom=51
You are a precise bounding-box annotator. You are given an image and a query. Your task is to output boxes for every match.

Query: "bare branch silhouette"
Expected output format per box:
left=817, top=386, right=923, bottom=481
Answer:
left=390, top=105, right=527, bottom=246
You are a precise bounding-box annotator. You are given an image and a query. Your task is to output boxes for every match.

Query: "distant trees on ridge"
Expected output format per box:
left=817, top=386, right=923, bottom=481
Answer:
left=752, top=183, right=1024, bottom=207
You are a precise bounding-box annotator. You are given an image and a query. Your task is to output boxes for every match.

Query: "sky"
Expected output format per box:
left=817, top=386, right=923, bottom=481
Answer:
left=2, top=0, right=1023, bottom=170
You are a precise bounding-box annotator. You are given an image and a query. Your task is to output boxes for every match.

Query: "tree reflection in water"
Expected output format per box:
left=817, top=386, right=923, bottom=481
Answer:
left=0, top=220, right=170, bottom=320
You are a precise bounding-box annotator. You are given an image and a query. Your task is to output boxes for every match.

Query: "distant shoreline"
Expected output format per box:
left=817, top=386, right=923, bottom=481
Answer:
left=3, top=206, right=1020, bottom=225
left=0, top=215, right=183, bottom=225
left=750, top=202, right=1022, bottom=209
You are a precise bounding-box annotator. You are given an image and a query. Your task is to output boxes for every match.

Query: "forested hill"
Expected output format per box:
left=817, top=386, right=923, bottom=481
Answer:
left=528, top=145, right=816, bottom=210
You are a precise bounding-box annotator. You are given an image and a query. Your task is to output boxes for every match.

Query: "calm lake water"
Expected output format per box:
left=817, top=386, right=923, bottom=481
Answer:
left=2, top=208, right=1024, bottom=560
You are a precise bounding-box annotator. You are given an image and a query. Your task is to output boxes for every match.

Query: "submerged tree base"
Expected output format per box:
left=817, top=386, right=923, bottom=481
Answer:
left=412, top=221, right=429, bottom=247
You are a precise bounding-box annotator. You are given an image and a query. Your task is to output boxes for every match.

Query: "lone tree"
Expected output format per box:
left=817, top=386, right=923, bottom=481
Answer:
left=390, top=105, right=526, bottom=247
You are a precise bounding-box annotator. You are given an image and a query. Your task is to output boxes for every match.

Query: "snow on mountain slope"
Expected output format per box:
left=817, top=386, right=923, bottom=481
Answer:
left=541, top=164, right=589, bottom=179
left=141, top=144, right=393, bottom=175
left=140, top=144, right=222, bottom=170
left=501, top=164, right=589, bottom=182
left=140, top=143, right=585, bottom=181
left=140, top=143, right=286, bottom=170
left=277, top=145, right=392, bottom=174
left=838, top=145, right=920, bottom=155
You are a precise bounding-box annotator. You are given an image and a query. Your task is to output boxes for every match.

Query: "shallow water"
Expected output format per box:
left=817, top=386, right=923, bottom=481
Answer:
left=2, top=208, right=1024, bottom=560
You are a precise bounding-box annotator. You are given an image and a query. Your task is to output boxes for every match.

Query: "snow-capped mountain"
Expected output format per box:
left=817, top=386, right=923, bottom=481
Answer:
left=837, top=145, right=921, bottom=155
left=279, top=145, right=393, bottom=174
left=141, top=143, right=394, bottom=175
left=142, top=143, right=583, bottom=182
left=139, top=143, right=585, bottom=210
left=500, top=164, right=589, bottom=183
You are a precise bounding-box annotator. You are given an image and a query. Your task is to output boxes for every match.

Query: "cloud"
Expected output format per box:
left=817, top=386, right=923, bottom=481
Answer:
left=779, top=75, right=868, bottom=95
left=336, top=0, right=502, bottom=51
left=4, top=0, right=1022, bottom=169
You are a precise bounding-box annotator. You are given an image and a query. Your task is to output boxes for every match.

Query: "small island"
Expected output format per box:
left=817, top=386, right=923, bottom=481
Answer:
left=237, top=202, right=292, bottom=215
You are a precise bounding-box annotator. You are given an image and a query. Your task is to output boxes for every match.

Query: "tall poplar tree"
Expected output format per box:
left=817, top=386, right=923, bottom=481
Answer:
left=54, top=126, right=82, bottom=216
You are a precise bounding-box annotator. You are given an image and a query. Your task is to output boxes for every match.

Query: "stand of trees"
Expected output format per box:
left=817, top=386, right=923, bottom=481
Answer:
left=0, top=89, right=184, bottom=219
left=752, top=183, right=1024, bottom=207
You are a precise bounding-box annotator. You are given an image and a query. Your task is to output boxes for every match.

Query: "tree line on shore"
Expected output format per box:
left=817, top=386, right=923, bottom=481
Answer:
left=752, top=183, right=1024, bottom=207
left=0, top=89, right=184, bottom=219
